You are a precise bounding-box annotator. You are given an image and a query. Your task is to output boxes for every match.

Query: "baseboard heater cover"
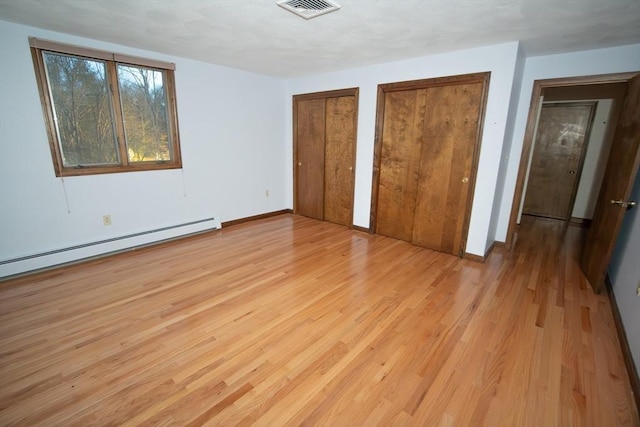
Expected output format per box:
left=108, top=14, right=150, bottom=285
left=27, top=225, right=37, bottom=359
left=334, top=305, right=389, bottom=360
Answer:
left=0, top=217, right=221, bottom=277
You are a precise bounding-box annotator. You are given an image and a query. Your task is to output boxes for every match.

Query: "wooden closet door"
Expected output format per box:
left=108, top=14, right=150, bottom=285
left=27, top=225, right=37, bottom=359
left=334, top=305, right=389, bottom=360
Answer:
left=324, top=96, right=356, bottom=226
left=412, top=82, right=484, bottom=254
left=295, top=98, right=326, bottom=220
left=371, top=73, right=489, bottom=256
left=376, top=89, right=428, bottom=241
left=294, top=88, right=358, bottom=226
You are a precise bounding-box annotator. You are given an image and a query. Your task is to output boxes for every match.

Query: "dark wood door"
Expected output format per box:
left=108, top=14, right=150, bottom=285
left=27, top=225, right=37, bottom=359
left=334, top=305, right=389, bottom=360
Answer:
left=372, top=73, right=489, bottom=256
left=294, top=89, right=358, bottom=226
left=581, top=74, right=640, bottom=292
left=324, top=96, right=356, bottom=226
left=295, top=98, right=325, bottom=220
left=412, top=83, right=484, bottom=253
left=376, top=89, right=426, bottom=241
left=523, top=103, right=595, bottom=220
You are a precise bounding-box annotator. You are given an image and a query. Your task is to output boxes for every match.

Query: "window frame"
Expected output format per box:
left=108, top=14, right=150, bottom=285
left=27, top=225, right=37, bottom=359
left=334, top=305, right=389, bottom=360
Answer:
left=29, top=37, right=182, bottom=177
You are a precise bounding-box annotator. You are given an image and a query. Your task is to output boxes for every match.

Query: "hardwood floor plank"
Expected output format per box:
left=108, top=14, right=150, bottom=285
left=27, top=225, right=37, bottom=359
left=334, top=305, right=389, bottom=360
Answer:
left=0, top=214, right=637, bottom=425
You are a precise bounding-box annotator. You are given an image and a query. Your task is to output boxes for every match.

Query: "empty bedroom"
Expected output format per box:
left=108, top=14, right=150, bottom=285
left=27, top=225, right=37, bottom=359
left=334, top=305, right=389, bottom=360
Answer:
left=0, top=0, right=639, bottom=425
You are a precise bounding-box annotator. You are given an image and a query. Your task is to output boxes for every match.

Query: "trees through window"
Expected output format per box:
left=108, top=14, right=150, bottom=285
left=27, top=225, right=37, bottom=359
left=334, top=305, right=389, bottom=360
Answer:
left=30, top=38, right=182, bottom=176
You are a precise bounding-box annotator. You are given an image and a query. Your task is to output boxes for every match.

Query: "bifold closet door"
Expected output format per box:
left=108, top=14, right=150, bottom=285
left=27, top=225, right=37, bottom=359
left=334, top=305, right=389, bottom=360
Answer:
left=324, top=96, right=356, bottom=226
left=411, top=82, right=484, bottom=253
left=294, top=89, right=358, bottom=227
left=373, top=74, right=488, bottom=256
left=295, top=98, right=326, bottom=220
left=376, top=89, right=427, bottom=241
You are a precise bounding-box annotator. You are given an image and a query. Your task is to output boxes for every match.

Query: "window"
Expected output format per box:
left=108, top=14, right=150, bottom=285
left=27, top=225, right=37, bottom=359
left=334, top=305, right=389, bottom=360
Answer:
left=29, top=37, right=182, bottom=176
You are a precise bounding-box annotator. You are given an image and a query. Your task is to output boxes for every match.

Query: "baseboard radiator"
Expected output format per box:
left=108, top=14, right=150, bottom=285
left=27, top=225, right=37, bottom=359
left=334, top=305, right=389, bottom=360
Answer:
left=0, top=217, right=221, bottom=279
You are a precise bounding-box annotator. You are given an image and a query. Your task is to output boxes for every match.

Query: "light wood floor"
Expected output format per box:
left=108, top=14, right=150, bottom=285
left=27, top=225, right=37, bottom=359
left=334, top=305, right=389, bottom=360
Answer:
left=0, top=214, right=637, bottom=426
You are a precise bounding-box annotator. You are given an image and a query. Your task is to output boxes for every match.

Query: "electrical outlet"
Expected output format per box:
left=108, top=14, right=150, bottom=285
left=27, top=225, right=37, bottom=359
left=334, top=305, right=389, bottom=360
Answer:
left=103, top=214, right=112, bottom=226
left=265, top=189, right=270, bottom=197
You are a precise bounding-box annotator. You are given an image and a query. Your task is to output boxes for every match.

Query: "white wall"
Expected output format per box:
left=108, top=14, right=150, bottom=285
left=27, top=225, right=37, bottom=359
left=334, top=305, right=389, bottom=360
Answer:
left=287, top=42, right=521, bottom=257
left=516, top=97, right=543, bottom=223
left=487, top=44, right=526, bottom=251
left=0, top=20, right=288, bottom=277
left=609, top=172, right=640, bottom=375
left=495, top=44, right=640, bottom=241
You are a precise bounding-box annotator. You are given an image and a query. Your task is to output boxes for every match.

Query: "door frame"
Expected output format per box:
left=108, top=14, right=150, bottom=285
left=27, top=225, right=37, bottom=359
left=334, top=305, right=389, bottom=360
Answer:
left=369, top=72, right=490, bottom=256
left=292, top=87, right=359, bottom=223
left=522, top=101, right=597, bottom=222
left=505, top=72, right=640, bottom=248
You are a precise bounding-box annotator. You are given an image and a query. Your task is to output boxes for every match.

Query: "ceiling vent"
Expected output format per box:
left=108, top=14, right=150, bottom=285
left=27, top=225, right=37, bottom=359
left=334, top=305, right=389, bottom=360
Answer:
left=277, top=0, right=341, bottom=20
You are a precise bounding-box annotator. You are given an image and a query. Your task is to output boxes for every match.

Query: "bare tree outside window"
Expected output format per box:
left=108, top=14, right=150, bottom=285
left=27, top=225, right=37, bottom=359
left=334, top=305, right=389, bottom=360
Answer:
left=30, top=37, right=181, bottom=176
left=43, top=53, right=118, bottom=166
left=117, top=65, right=172, bottom=163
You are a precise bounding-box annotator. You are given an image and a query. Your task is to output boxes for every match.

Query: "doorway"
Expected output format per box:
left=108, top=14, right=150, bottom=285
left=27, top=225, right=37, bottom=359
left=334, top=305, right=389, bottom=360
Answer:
left=522, top=102, right=597, bottom=221
left=507, top=72, right=640, bottom=292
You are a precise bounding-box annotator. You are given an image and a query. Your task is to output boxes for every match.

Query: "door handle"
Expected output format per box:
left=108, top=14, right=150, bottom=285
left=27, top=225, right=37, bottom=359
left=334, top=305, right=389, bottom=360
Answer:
left=611, top=199, right=637, bottom=209
left=569, top=170, right=576, bottom=175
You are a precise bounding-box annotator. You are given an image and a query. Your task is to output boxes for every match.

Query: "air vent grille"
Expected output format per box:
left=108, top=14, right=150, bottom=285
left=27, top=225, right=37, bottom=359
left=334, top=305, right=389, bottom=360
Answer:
left=277, top=0, right=341, bottom=20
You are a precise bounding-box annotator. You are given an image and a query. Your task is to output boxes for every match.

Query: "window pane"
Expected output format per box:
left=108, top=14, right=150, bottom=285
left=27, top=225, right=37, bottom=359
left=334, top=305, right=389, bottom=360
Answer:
left=43, top=53, right=119, bottom=166
left=117, top=65, right=172, bottom=162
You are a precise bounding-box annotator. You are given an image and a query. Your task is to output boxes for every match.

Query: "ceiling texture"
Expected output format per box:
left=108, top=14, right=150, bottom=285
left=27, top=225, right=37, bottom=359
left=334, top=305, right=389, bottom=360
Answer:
left=0, top=0, right=638, bottom=78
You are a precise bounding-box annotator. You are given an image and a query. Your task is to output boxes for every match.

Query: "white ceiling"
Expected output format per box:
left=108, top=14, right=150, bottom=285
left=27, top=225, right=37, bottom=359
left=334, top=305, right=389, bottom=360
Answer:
left=0, top=0, right=638, bottom=78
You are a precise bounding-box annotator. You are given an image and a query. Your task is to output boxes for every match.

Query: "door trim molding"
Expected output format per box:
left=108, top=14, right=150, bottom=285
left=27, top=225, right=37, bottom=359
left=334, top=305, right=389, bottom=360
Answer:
left=505, top=72, right=640, bottom=248
left=368, top=72, right=491, bottom=257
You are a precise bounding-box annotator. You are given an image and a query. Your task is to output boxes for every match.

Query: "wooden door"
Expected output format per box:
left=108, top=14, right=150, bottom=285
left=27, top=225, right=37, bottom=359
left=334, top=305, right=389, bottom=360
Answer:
left=295, top=98, right=325, bottom=220
left=412, top=83, right=484, bottom=253
left=581, top=74, right=640, bottom=293
left=371, top=73, right=489, bottom=256
left=294, top=89, right=358, bottom=226
left=376, top=89, right=426, bottom=241
left=324, top=96, right=356, bottom=226
left=523, top=103, right=595, bottom=220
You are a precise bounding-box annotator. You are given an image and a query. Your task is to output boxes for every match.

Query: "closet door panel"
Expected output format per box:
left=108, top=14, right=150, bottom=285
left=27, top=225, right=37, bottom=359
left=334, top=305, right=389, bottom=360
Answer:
left=412, top=82, right=483, bottom=254
left=324, top=96, right=355, bottom=226
left=295, top=98, right=326, bottom=220
left=376, top=89, right=427, bottom=241
left=445, top=82, right=483, bottom=255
